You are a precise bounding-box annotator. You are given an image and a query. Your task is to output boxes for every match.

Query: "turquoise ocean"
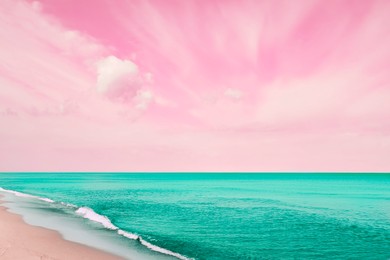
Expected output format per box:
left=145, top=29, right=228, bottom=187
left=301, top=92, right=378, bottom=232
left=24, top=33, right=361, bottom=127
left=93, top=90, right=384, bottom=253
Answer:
left=0, top=173, right=389, bottom=259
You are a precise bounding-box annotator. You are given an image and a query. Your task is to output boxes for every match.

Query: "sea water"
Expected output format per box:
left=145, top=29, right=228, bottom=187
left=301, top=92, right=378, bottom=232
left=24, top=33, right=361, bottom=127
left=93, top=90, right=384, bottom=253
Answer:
left=0, top=173, right=389, bottom=259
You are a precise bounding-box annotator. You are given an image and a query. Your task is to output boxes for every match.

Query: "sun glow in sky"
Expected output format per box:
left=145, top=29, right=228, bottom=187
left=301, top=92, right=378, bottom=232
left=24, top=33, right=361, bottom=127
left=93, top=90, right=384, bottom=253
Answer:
left=1, top=0, right=390, bottom=172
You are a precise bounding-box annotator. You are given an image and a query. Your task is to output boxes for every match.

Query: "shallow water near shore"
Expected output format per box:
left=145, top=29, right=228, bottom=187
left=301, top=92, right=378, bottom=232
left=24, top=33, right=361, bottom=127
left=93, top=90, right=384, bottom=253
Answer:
left=1, top=173, right=390, bottom=259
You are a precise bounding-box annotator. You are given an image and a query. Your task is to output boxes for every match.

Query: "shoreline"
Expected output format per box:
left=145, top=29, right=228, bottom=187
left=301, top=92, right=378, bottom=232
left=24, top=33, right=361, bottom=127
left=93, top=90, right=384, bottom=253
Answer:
left=0, top=188, right=189, bottom=260
left=0, top=201, right=123, bottom=260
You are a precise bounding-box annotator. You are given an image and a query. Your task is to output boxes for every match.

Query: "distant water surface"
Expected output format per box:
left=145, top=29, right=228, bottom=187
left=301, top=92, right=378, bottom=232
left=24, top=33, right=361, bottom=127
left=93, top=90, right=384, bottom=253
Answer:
left=0, top=173, right=389, bottom=259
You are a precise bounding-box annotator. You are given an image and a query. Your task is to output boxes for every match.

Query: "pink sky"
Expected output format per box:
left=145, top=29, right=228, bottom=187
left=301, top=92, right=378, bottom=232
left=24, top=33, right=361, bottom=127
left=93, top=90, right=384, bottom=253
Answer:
left=1, top=0, right=390, bottom=172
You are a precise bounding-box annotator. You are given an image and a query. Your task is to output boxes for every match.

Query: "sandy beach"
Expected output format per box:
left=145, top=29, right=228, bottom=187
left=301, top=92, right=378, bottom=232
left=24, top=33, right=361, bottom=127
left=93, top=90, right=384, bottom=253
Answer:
left=0, top=203, right=123, bottom=260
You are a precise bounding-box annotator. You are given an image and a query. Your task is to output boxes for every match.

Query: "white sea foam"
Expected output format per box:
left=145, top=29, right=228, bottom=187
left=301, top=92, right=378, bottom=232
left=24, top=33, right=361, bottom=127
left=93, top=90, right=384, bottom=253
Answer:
left=39, top=198, right=54, bottom=203
left=139, top=237, right=192, bottom=260
left=117, top=229, right=139, bottom=240
left=75, top=207, right=118, bottom=230
left=117, top=229, right=192, bottom=260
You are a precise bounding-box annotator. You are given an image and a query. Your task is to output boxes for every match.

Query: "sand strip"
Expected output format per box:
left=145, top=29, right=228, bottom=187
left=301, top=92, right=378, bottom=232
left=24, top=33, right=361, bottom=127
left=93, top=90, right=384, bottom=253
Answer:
left=0, top=203, right=124, bottom=260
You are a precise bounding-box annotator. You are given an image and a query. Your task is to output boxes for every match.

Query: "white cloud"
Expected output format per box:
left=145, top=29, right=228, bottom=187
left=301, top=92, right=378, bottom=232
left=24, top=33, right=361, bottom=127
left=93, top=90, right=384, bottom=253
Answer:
left=96, top=56, right=142, bottom=102
left=95, top=55, right=162, bottom=113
